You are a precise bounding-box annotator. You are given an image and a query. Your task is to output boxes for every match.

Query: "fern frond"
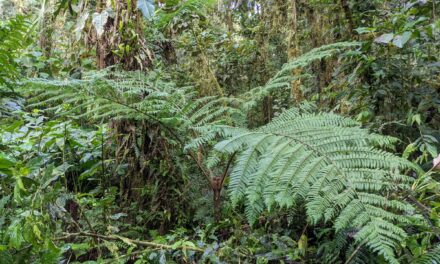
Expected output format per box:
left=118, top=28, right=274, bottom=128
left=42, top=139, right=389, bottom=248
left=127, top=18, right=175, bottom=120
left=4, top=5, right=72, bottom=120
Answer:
left=214, top=106, right=421, bottom=263
left=414, top=244, right=440, bottom=264
left=239, top=42, right=361, bottom=111
left=0, top=16, right=31, bottom=87
left=18, top=70, right=244, bottom=150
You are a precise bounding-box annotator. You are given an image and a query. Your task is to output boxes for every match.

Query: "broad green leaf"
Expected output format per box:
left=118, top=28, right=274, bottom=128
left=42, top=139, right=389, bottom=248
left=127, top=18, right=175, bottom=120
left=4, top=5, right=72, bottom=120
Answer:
left=393, top=31, right=412, bottom=48
left=374, top=33, right=394, bottom=44
left=0, top=154, right=14, bottom=169
left=355, top=27, right=376, bottom=34
left=74, top=13, right=89, bottom=41
left=137, top=0, right=155, bottom=19
left=92, top=9, right=115, bottom=37
left=33, top=225, right=42, bottom=241
left=110, top=213, right=127, bottom=220
left=426, top=144, right=438, bottom=159
left=8, top=221, right=23, bottom=249
left=412, top=114, right=421, bottom=125
left=298, top=234, right=308, bottom=256
left=403, top=143, right=417, bottom=159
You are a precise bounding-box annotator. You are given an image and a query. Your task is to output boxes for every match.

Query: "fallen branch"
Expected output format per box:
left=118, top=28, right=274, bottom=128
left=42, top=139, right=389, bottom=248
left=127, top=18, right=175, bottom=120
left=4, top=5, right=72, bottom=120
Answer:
left=54, top=231, right=205, bottom=253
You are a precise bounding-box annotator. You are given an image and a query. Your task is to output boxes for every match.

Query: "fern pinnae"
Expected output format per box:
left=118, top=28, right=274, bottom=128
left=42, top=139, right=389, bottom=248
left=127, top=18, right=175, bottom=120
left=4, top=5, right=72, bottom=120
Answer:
left=195, top=107, right=231, bottom=127
left=263, top=144, right=305, bottom=208
left=413, top=244, right=440, bottom=264
left=273, top=149, right=316, bottom=207
left=246, top=138, right=292, bottom=205
left=216, top=105, right=419, bottom=263
left=291, top=156, right=327, bottom=200
left=227, top=135, right=271, bottom=206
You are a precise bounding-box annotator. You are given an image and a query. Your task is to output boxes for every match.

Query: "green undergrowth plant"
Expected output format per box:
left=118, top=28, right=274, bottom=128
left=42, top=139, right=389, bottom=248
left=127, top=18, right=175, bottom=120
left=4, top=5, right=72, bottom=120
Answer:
left=155, top=0, right=217, bottom=30
left=0, top=112, right=110, bottom=262
left=0, top=16, right=31, bottom=89
left=19, top=41, right=360, bottom=126
left=406, top=169, right=440, bottom=264
left=1, top=0, right=440, bottom=262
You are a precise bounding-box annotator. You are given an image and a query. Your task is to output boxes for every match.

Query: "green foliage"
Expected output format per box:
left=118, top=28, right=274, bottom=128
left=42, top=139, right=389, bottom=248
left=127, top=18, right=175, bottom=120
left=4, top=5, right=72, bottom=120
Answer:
left=20, top=70, right=243, bottom=132
left=0, top=16, right=31, bottom=88
left=0, top=112, right=108, bottom=262
left=333, top=0, right=440, bottom=165
left=214, top=104, right=422, bottom=263
left=137, top=0, right=155, bottom=19
left=240, top=42, right=361, bottom=111
left=414, top=244, right=440, bottom=264
left=1, top=0, right=439, bottom=263
left=17, top=69, right=246, bottom=232
left=156, top=0, right=217, bottom=29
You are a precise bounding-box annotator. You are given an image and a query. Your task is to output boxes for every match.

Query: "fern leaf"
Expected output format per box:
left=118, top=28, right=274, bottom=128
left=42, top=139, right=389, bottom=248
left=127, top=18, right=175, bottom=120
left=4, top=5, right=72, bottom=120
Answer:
left=214, top=106, right=421, bottom=263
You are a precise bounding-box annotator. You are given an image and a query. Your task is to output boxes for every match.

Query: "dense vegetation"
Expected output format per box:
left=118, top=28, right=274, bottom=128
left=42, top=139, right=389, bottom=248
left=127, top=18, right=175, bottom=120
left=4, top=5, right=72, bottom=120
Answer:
left=0, top=0, right=440, bottom=263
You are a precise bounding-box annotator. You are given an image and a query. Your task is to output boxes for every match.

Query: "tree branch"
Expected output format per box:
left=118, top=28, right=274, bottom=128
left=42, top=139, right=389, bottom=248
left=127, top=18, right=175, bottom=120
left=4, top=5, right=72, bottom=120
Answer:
left=220, top=152, right=237, bottom=187
left=54, top=231, right=205, bottom=253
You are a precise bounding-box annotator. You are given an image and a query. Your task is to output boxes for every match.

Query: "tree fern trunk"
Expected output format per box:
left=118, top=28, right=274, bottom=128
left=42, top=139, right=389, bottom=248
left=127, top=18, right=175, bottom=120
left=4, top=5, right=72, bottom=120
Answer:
left=213, top=189, right=222, bottom=222
left=212, top=176, right=222, bottom=222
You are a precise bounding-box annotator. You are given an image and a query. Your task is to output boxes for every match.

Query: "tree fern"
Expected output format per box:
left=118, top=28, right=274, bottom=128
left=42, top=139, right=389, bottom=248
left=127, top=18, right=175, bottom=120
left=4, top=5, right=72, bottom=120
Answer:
left=240, top=41, right=360, bottom=111
left=186, top=42, right=361, bottom=151
left=214, top=105, right=422, bottom=263
left=18, top=70, right=243, bottom=138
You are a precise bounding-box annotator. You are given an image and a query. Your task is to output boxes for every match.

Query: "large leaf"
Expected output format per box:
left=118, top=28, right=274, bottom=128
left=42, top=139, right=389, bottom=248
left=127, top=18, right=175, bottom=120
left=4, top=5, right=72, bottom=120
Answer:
left=74, top=13, right=89, bottom=41
left=92, top=9, right=115, bottom=37
left=392, top=31, right=412, bottom=48
left=374, top=33, right=394, bottom=44
left=0, top=154, right=14, bottom=169
left=137, top=0, right=155, bottom=19
left=214, top=106, right=420, bottom=264
left=92, top=12, right=108, bottom=37
left=0, top=154, right=14, bottom=176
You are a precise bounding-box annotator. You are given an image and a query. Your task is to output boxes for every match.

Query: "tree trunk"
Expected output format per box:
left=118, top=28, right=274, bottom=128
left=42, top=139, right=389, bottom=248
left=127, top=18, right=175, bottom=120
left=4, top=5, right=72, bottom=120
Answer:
left=288, top=0, right=302, bottom=102
left=213, top=189, right=222, bottom=222
left=39, top=1, right=54, bottom=74
left=340, top=0, right=354, bottom=36
left=212, top=176, right=222, bottom=222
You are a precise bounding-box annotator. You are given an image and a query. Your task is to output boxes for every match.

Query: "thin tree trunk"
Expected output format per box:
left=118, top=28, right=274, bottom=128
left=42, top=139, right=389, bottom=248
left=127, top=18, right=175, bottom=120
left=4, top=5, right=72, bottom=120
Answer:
left=226, top=0, right=234, bottom=32
left=288, top=0, right=302, bottom=102
left=340, top=0, right=354, bottom=36
left=96, top=0, right=106, bottom=69
left=39, top=0, right=54, bottom=74
left=212, top=176, right=222, bottom=222
left=213, top=188, right=222, bottom=222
